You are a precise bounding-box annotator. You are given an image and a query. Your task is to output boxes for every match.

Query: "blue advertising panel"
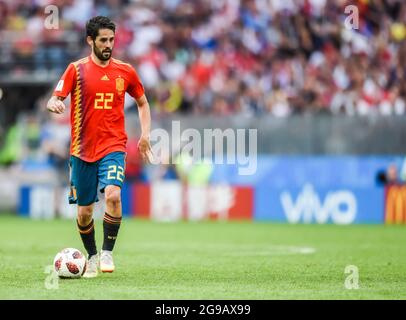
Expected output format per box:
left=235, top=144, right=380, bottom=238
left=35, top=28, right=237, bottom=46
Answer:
left=211, top=156, right=402, bottom=224
left=255, top=185, right=384, bottom=224
left=121, top=182, right=132, bottom=217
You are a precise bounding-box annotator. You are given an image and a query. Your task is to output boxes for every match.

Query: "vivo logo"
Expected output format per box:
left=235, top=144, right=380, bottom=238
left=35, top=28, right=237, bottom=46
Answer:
left=280, top=184, right=357, bottom=224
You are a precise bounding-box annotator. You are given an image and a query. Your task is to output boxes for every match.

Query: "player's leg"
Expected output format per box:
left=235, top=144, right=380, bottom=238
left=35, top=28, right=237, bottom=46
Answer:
left=98, top=151, right=126, bottom=272
left=69, top=156, right=99, bottom=277
left=103, top=185, right=122, bottom=251
left=77, top=204, right=97, bottom=258
left=99, top=185, right=122, bottom=272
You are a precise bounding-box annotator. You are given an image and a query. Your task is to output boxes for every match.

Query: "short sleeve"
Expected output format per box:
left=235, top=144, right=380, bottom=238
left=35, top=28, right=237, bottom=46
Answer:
left=127, top=66, right=145, bottom=99
left=53, top=63, right=76, bottom=98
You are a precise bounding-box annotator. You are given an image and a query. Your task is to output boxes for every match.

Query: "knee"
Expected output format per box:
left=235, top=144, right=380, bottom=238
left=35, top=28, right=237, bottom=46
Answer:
left=77, top=206, right=93, bottom=225
left=105, top=188, right=121, bottom=208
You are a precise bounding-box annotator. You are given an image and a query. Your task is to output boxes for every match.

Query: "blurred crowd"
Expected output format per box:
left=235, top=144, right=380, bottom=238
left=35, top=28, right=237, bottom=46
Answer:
left=1, top=0, right=406, bottom=116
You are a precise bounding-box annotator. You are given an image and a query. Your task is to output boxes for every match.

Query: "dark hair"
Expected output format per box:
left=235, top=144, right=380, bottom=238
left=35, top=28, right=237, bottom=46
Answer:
left=86, top=16, right=116, bottom=40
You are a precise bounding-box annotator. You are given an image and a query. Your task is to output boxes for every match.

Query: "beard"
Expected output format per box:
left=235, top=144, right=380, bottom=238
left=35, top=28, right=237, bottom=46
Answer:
left=93, top=44, right=112, bottom=61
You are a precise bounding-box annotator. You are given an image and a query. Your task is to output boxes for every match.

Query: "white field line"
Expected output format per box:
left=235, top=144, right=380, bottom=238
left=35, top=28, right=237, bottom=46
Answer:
left=135, top=242, right=316, bottom=256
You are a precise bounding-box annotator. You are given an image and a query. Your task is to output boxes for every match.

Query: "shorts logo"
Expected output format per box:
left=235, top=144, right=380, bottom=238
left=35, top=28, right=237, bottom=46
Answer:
left=69, top=185, right=77, bottom=201
left=116, top=77, right=124, bottom=95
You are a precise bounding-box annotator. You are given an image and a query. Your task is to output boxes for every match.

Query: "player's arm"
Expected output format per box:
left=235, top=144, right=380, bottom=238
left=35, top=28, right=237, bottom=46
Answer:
left=47, top=63, right=75, bottom=114
left=46, top=96, right=66, bottom=114
left=135, top=94, right=153, bottom=163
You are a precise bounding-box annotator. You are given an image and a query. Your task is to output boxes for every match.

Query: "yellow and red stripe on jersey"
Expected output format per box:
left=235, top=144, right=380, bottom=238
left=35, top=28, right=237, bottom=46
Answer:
left=71, top=58, right=87, bottom=157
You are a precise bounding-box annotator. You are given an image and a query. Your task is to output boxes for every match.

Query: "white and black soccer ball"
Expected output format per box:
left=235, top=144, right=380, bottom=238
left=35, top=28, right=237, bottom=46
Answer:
left=53, top=248, right=87, bottom=278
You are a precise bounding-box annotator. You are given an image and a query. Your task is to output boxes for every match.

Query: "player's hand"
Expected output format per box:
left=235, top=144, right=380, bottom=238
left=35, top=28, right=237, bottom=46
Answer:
left=138, top=135, right=154, bottom=164
left=47, top=97, right=66, bottom=114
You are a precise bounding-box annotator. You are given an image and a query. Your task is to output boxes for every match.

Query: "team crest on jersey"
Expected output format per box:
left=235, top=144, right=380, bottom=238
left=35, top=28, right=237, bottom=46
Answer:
left=116, top=77, right=124, bottom=94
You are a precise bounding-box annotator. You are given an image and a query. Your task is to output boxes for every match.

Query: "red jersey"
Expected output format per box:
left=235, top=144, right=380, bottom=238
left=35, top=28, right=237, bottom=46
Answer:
left=53, top=56, right=144, bottom=162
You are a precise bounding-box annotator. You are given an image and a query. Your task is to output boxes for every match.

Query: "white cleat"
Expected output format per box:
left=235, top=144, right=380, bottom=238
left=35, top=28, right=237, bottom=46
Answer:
left=83, top=254, right=99, bottom=278
left=100, top=250, right=115, bottom=273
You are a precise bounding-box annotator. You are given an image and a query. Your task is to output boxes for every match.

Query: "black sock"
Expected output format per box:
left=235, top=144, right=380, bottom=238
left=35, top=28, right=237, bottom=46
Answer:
left=77, top=219, right=97, bottom=258
left=102, top=212, right=122, bottom=251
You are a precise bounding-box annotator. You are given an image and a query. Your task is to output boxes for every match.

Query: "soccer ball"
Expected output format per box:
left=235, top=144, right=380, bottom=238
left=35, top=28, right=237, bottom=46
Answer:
left=53, top=248, right=87, bottom=278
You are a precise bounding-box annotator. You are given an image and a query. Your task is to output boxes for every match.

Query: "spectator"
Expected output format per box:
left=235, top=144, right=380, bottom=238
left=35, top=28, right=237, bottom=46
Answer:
left=1, top=0, right=406, bottom=116
left=377, top=163, right=401, bottom=185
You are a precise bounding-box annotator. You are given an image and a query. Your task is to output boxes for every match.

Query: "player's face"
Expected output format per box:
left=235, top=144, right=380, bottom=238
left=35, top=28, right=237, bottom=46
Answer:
left=92, top=29, right=115, bottom=61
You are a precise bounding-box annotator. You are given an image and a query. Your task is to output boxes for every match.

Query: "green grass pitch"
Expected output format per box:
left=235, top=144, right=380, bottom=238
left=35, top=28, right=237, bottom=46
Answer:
left=0, top=214, right=405, bottom=299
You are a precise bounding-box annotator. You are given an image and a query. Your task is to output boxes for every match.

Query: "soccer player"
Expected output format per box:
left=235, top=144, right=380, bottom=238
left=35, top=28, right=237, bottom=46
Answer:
left=46, top=16, right=153, bottom=278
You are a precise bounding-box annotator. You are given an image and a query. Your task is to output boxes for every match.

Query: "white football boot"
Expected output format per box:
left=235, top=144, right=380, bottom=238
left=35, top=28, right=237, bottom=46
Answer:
left=100, top=250, right=115, bottom=273
left=83, top=253, right=99, bottom=278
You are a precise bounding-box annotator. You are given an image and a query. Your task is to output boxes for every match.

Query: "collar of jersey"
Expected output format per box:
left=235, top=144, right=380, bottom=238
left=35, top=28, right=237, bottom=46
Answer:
left=89, top=55, right=111, bottom=69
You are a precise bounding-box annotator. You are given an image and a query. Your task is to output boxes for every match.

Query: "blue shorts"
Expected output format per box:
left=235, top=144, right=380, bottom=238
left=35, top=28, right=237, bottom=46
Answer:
left=68, top=151, right=126, bottom=206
